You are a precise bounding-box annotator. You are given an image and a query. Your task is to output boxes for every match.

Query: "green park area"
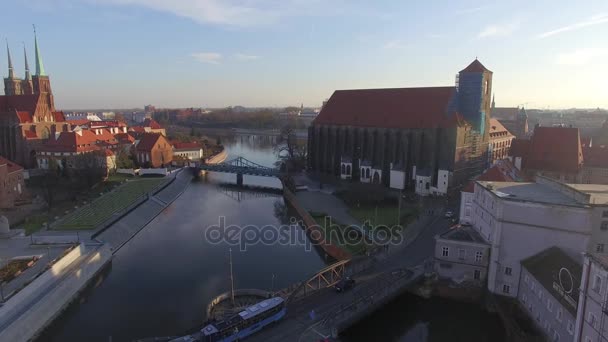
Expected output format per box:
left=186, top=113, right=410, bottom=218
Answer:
left=53, top=178, right=165, bottom=230
left=310, top=212, right=367, bottom=256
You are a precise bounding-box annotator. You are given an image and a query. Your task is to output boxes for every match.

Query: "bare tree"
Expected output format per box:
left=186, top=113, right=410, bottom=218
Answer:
left=275, top=124, right=307, bottom=173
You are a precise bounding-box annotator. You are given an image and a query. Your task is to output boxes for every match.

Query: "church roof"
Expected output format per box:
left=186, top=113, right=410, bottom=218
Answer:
left=584, top=146, right=608, bottom=168
left=492, top=107, right=520, bottom=121
left=460, top=59, right=491, bottom=73
left=16, top=111, right=33, bottom=123
left=313, top=86, right=458, bottom=129
left=53, top=111, right=65, bottom=122
left=0, top=94, right=40, bottom=114
left=136, top=133, right=165, bottom=152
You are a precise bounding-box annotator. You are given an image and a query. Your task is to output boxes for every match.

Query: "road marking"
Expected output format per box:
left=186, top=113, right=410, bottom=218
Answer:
left=312, top=328, right=329, bottom=338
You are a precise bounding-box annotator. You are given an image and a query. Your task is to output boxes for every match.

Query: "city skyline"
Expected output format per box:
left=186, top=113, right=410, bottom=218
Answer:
left=2, top=0, right=607, bottom=109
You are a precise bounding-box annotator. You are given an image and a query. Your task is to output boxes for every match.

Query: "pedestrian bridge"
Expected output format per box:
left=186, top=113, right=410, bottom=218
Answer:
left=195, top=156, right=281, bottom=185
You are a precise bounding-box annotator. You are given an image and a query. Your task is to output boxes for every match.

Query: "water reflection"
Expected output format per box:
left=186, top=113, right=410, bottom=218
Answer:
left=38, top=135, right=326, bottom=342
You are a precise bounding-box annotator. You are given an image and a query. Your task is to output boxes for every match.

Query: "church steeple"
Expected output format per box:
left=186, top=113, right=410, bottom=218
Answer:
left=491, top=93, right=495, bottom=109
left=6, top=40, right=15, bottom=79
left=23, top=43, right=31, bottom=80
left=33, top=25, right=46, bottom=76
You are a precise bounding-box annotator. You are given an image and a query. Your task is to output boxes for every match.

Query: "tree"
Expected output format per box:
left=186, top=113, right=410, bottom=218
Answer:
left=41, top=159, right=61, bottom=207
left=116, top=149, right=134, bottom=169
left=73, top=151, right=106, bottom=188
left=274, top=124, right=307, bottom=173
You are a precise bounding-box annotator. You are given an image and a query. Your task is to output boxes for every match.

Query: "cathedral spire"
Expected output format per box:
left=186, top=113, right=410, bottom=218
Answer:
left=491, top=93, right=495, bottom=109
left=6, top=40, right=15, bottom=79
left=23, top=42, right=31, bottom=80
left=33, top=25, right=46, bottom=76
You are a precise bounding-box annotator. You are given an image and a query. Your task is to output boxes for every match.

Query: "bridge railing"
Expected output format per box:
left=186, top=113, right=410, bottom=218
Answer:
left=321, top=267, right=423, bottom=331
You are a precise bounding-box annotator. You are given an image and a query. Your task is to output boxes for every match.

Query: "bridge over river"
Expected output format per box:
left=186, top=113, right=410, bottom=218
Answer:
left=195, top=156, right=281, bottom=186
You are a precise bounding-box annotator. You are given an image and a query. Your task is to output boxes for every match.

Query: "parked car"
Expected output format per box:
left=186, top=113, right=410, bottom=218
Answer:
left=444, top=210, right=454, bottom=218
left=334, top=277, right=355, bottom=292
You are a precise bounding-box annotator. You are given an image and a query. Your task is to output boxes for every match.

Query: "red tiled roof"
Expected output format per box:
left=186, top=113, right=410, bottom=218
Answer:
left=16, top=111, right=33, bottom=123
left=91, top=120, right=127, bottom=128
left=40, top=129, right=118, bottom=153
left=172, top=142, right=201, bottom=150
left=313, top=87, right=458, bottom=128
left=143, top=118, right=162, bottom=129
left=460, top=59, right=491, bottom=73
left=23, top=130, right=38, bottom=139
left=53, top=111, right=66, bottom=122
left=67, top=119, right=90, bottom=126
left=489, top=118, right=513, bottom=137
left=0, top=94, right=40, bottom=113
left=129, top=126, right=146, bottom=133
left=584, top=146, right=608, bottom=168
left=136, top=133, right=163, bottom=152
left=462, top=161, right=520, bottom=193
left=0, top=156, right=24, bottom=174
left=115, top=133, right=135, bottom=144
left=526, top=127, right=583, bottom=173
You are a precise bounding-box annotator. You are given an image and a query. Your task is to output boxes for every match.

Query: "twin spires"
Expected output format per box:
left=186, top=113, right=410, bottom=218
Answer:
left=5, top=26, right=46, bottom=79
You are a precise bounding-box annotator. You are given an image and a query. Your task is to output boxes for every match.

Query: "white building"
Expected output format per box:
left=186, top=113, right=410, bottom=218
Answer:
left=172, top=142, right=204, bottom=161
left=470, top=176, right=608, bottom=298
left=575, top=253, right=608, bottom=342
left=518, top=246, right=581, bottom=342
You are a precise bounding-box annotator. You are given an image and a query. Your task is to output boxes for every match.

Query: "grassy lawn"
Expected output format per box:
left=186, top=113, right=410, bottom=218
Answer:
left=311, top=213, right=367, bottom=255
left=54, top=178, right=165, bottom=230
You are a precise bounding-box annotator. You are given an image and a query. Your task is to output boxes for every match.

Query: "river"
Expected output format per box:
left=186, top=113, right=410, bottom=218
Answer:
left=38, top=133, right=503, bottom=342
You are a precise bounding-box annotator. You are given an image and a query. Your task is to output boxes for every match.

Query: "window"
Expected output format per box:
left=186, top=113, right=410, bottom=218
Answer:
left=557, top=308, right=563, bottom=322
left=458, top=249, right=466, bottom=260
left=597, top=244, right=605, bottom=253
left=547, top=299, right=553, bottom=312
left=567, top=321, right=573, bottom=335
left=502, top=284, right=510, bottom=294
left=474, top=270, right=481, bottom=280
left=442, top=247, right=449, bottom=257
left=593, top=275, right=602, bottom=293
left=602, top=221, right=608, bottom=231
left=475, top=251, right=483, bottom=262
left=505, top=267, right=512, bottom=276
left=589, top=312, right=598, bottom=329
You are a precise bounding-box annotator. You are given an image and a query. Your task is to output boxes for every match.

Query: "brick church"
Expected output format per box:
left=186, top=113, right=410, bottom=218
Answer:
left=0, top=30, right=68, bottom=168
left=307, top=59, right=493, bottom=195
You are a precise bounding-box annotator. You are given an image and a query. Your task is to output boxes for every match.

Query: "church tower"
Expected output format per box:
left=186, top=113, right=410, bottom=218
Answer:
left=457, top=59, right=492, bottom=140
left=31, top=27, right=55, bottom=114
left=21, top=44, right=33, bottom=95
left=4, top=42, right=23, bottom=96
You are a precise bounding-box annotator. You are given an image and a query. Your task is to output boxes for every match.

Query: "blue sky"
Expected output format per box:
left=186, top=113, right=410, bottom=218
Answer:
left=2, top=0, right=607, bottom=109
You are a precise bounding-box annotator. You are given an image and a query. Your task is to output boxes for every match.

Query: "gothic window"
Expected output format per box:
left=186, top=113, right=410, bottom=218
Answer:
left=346, top=165, right=351, bottom=175
left=341, top=164, right=345, bottom=175
left=366, top=168, right=370, bottom=179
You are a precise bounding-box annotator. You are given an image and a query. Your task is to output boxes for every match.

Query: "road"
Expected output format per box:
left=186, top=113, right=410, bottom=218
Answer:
left=248, top=201, right=452, bottom=342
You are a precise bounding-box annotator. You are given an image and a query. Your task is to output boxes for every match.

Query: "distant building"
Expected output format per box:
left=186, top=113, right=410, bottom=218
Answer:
left=518, top=247, right=580, bottom=342
left=491, top=98, right=529, bottom=138
left=172, top=141, right=204, bottom=161
left=0, top=156, right=26, bottom=208
left=142, top=118, right=166, bottom=136
left=582, top=146, right=608, bottom=185
left=309, top=60, right=494, bottom=196
left=508, top=126, right=584, bottom=183
left=144, top=105, right=156, bottom=113
left=135, top=133, right=173, bottom=168
left=488, top=118, right=515, bottom=164
left=576, top=253, right=608, bottom=342
left=470, top=176, right=608, bottom=298
left=0, top=31, right=69, bottom=168
left=434, top=224, right=490, bottom=287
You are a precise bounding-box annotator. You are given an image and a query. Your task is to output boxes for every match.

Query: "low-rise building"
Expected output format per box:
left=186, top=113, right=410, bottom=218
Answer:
left=0, top=156, right=26, bottom=208
left=582, top=146, right=608, bottom=185
left=434, top=224, right=490, bottom=287
left=172, top=141, right=204, bottom=161
left=518, top=246, right=581, bottom=342
left=135, top=133, right=173, bottom=168
left=142, top=118, right=166, bottom=136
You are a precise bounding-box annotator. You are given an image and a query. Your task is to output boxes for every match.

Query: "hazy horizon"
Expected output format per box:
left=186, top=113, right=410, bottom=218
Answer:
left=2, top=0, right=607, bottom=109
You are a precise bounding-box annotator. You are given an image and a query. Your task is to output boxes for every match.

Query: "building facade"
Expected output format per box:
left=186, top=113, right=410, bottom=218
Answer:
left=489, top=118, right=515, bottom=164
left=575, top=253, right=608, bottom=342
left=518, top=247, right=581, bottom=342
left=0, top=156, right=26, bottom=208
left=434, top=224, right=490, bottom=287
left=172, top=142, right=204, bottom=161
left=308, top=60, right=493, bottom=196
left=491, top=101, right=529, bottom=138
left=135, top=133, right=173, bottom=168
left=470, top=177, right=608, bottom=298
left=0, top=31, right=68, bottom=168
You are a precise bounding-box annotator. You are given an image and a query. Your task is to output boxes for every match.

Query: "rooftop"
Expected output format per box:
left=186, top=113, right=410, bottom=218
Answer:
left=565, top=184, right=608, bottom=205
left=438, top=224, right=488, bottom=244
left=521, top=246, right=582, bottom=316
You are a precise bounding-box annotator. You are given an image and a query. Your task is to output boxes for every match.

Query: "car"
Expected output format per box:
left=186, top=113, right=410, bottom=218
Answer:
left=444, top=210, right=454, bottom=218
left=334, top=277, right=355, bottom=292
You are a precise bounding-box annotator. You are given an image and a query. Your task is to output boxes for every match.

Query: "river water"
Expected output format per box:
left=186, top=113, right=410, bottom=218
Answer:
left=38, top=133, right=503, bottom=342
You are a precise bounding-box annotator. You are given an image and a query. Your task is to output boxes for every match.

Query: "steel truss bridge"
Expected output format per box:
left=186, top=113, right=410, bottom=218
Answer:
left=196, top=156, right=281, bottom=185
